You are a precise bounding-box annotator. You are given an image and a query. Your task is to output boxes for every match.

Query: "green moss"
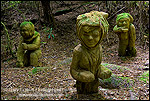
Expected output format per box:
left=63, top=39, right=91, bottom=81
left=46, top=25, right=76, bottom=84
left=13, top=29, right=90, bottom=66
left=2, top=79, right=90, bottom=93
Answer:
left=20, top=21, right=33, bottom=27
left=116, top=13, right=130, bottom=22
left=100, top=73, right=135, bottom=89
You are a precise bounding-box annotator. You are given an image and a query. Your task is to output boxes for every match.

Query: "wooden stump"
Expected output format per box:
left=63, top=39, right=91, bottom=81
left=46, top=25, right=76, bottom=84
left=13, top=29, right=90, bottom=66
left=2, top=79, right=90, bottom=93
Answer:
left=76, top=78, right=99, bottom=94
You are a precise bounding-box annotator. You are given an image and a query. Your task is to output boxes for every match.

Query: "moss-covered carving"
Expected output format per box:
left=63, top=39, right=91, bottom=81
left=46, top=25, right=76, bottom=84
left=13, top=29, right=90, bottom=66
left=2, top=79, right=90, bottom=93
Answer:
left=70, top=11, right=112, bottom=94
left=16, top=21, right=41, bottom=67
left=113, top=13, right=137, bottom=57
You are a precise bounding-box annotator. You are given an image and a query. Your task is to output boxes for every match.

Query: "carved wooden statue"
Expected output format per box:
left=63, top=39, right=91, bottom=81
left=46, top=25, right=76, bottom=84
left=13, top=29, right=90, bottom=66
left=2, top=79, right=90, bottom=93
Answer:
left=16, top=21, right=41, bottom=67
left=113, top=13, right=136, bottom=57
left=70, top=11, right=112, bottom=94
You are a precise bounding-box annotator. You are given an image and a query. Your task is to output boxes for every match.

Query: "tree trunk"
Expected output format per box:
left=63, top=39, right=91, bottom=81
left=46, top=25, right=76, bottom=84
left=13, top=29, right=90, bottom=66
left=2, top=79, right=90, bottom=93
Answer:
left=41, top=1, right=55, bottom=28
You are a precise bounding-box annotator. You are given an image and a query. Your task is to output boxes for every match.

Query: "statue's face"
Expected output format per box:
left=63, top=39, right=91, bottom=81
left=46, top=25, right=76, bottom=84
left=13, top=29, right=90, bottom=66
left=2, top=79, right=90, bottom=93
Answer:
left=117, top=18, right=130, bottom=29
left=81, top=26, right=100, bottom=48
left=20, top=25, right=33, bottom=39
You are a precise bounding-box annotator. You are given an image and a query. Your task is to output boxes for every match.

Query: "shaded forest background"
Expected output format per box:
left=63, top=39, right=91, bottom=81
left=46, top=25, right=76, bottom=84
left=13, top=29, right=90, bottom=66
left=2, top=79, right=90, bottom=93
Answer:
left=1, top=1, right=149, bottom=61
left=1, top=1, right=149, bottom=100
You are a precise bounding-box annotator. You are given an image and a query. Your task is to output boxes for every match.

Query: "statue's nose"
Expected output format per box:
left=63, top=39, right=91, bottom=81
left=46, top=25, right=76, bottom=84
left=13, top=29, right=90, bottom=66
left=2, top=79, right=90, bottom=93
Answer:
left=123, top=21, right=126, bottom=24
left=88, top=35, right=93, bottom=40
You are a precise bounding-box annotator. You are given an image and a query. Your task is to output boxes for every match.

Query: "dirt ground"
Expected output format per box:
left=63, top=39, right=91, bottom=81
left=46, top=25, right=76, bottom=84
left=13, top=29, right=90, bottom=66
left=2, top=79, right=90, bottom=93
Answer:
left=1, top=1, right=149, bottom=100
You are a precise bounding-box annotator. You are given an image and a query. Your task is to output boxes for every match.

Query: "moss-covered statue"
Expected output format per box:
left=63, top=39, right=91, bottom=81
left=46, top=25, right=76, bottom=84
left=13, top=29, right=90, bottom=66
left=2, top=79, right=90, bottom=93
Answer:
left=70, top=11, right=112, bottom=94
left=16, top=21, right=41, bottom=67
left=113, top=13, right=136, bottom=57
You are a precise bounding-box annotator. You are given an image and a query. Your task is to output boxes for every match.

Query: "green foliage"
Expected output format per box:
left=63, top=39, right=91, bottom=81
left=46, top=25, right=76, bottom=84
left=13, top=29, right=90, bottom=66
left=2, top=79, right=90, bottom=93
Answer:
left=1, top=1, right=26, bottom=20
left=28, top=67, right=50, bottom=75
left=28, top=67, right=38, bottom=75
left=43, top=24, right=55, bottom=40
left=1, top=1, right=21, bottom=11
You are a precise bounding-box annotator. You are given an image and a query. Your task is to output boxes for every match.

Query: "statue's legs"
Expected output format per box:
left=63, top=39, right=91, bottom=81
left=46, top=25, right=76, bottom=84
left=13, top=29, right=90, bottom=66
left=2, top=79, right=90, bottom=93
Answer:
left=24, top=51, right=30, bottom=66
left=126, top=46, right=137, bottom=57
left=30, top=49, right=41, bottom=67
left=118, top=41, right=128, bottom=56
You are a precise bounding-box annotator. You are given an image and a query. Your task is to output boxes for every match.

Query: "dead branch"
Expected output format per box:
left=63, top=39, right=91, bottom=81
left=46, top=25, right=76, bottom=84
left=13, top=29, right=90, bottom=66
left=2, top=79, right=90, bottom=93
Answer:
left=108, top=7, right=126, bottom=20
left=54, top=2, right=98, bottom=16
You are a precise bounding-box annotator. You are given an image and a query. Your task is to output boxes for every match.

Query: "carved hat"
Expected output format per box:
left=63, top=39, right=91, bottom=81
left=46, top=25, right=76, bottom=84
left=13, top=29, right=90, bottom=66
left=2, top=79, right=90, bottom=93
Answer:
left=76, top=11, right=109, bottom=48
left=116, top=13, right=133, bottom=24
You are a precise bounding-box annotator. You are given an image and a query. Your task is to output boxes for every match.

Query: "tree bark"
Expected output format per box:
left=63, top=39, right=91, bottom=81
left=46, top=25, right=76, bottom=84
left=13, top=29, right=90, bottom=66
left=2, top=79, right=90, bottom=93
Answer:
left=41, top=1, right=55, bottom=28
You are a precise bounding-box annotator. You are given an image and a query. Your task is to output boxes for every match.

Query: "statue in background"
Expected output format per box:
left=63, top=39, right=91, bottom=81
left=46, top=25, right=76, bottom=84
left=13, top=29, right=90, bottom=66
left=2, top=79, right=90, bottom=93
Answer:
left=16, top=21, right=41, bottom=67
left=70, top=11, right=112, bottom=94
left=113, top=13, right=136, bottom=57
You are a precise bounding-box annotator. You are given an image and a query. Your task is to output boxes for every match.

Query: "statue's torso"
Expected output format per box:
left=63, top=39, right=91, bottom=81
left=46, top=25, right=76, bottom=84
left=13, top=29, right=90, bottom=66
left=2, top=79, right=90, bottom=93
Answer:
left=118, top=32, right=129, bottom=40
left=77, top=44, right=102, bottom=75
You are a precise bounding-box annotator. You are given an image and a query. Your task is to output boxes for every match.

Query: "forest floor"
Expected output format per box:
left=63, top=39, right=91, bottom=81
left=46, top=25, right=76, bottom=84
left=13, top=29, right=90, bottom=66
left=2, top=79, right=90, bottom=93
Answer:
left=1, top=1, right=149, bottom=100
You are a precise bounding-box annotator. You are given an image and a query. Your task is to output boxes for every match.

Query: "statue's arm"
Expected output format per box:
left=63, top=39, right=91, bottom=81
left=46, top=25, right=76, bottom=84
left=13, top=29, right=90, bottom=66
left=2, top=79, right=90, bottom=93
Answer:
left=129, top=24, right=136, bottom=44
left=70, top=49, right=81, bottom=80
left=26, top=34, right=40, bottom=50
left=70, top=48, right=95, bottom=82
left=16, top=37, right=24, bottom=62
left=98, top=64, right=112, bottom=80
left=113, top=25, right=123, bottom=33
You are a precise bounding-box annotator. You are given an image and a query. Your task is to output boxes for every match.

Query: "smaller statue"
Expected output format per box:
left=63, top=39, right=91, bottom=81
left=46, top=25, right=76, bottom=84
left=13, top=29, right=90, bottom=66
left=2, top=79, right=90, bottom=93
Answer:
left=70, top=11, right=112, bottom=94
left=16, top=21, right=41, bottom=67
left=113, top=13, right=136, bottom=57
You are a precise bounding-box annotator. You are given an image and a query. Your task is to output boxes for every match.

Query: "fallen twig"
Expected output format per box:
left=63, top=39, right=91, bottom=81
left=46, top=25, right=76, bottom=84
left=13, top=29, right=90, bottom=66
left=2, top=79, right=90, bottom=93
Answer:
left=108, top=7, right=126, bottom=20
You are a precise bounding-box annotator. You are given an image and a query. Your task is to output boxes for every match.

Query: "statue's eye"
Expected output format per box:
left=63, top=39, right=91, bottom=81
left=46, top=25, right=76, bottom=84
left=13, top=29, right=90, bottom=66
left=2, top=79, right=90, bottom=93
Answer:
left=93, top=34, right=98, bottom=37
left=93, top=30, right=99, bottom=35
left=83, top=31, right=89, bottom=36
left=118, top=22, right=122, bottom=25
left=83, top=34, right=89, bottom=37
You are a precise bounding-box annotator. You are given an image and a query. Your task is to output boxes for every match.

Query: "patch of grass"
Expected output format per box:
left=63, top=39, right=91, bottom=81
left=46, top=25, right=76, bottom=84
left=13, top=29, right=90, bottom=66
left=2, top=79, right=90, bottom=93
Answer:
left=28, top=67, right=50, bottom=75
left=139, top=71, right=149, bottom=83
left=102, top=63, right=131, bottom=72
left=100, top=73, right=135, bottom=89
left=120, top=57, right=126, bottom=61
left=118, top=76, right=134, bottom=84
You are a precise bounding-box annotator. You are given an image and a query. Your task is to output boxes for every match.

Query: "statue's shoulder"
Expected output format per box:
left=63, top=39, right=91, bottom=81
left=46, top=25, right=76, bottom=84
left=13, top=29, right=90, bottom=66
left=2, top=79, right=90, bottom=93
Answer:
left=98, top=44, right=102, bottom=52
left=73, top=44, right=83, bottom=54
left=130, top=24, right=135, bottom=29
left=34, top=31, right=40, bottom=36
left=32, top=31, right=40, bottom=40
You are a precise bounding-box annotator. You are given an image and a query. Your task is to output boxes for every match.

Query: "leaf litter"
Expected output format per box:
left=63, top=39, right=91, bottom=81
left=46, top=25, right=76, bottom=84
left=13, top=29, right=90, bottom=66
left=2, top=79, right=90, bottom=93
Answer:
left=1, top=1, right=149, bottom=100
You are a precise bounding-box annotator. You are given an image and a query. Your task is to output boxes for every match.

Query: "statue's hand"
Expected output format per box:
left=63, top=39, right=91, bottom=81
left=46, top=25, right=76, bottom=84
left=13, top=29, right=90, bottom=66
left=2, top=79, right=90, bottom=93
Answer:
left=99, top=70, right=112, bottom=80
left=118, top=27, right=128, bottom=32
left=16, top=61, right=24, bottom=67
left=22, top=43, right=28, bottom=50
left=79, top=71, right=95, bottom=82
left=122, top=28, right=128, bottom=32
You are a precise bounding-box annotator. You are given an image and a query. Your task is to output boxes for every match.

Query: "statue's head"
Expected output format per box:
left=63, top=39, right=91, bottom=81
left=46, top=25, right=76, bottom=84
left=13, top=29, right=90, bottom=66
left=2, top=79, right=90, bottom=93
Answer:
left=20, top=21, right=35, bottom=39
left=76, top=11, right=109, bottom=49
left=116, top=13, right=133, bottom=29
